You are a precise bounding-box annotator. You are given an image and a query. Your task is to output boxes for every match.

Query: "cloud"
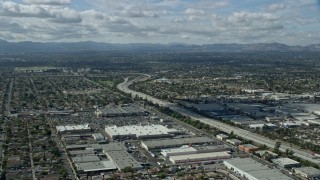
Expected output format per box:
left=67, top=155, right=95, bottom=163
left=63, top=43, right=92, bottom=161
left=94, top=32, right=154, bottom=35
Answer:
left=267, top=3, right=287, bottom=12
left=185, top=8, right=205, bottom=15
left=120, top=9, right=158, bottom=18
left=23, top=0, right=71, bottom=5
left=0, top=2, right=81, bottom=23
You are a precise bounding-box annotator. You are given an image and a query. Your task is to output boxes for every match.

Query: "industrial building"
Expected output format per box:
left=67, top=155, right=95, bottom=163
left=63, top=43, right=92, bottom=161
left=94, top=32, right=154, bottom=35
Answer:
left=56, top=124, right=91, bottom=134
left=169, top=151, right=230, bottom=164
left=95, top=104, right=147, bottom=117
left=141, top=137, right=215, bottom=150
left=224, top=158, right=292, bottom=180
left=75, top=160, right=117, bottom=174
left=69, top=149, right=95, bottom=157
left=272, top=158, right=301, bottom=168
left=105, top=124, right=180, bottom=139
left=293, top=166, right=320, bottom=179
left=161, top=146, right=197, bottom=157
left=239, top=144, right=259, bottom=153
left=72, top=155, right=100, bottom=163
left=92, top=133, right=105, bottom=141
left=105, top=150, right=143, bottom=170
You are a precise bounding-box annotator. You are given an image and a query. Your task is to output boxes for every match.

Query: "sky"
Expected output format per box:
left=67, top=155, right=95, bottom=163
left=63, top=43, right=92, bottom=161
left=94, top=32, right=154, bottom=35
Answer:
left=0, top=0, right=319, bottom=45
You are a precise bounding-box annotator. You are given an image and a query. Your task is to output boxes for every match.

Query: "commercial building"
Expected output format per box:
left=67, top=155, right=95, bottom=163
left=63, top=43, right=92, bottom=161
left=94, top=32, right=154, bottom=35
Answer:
left=141, top=137, right=215, bottom=150
left=105, top=150, right=143, bottom=170
left=72, top=155, right=100, bottom=163
left=105, top=124, right=180, bottom=139
left=169, top=151, right=231, bottom=164
left=194, top=145, right=232, bottom=153
left=272, top=158, right=301, bottom=168
left=161, top=146, right=197, bottom=157
left=239, top=144, right=259, bottom=153
left=75, top=160, right=117, bottom=174
left=226, top=139, right=242, bottom=146
left=69, top=149, right=95, bottom=157
left=92, top=133, right=105, bottom=141
left=216, top=134, right=229, bottom=141
left=95, top=143, right=143, bottom=171
left=95, top=104, right=147, bottom=117
left=224, top=158, right=292, bottom=180
left=293, top=166, right=320, bottom=179
left=56, top=124, right=91, bottom=134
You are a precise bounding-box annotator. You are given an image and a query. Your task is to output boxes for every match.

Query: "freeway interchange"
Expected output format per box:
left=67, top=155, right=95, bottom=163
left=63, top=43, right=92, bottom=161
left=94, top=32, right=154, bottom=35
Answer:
left=117, top=75, right=320, bottom=167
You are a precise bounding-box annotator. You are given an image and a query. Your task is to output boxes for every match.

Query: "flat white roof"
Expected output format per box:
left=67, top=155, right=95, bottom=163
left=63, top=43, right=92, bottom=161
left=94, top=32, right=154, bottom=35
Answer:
left=56, top=124, right=91, bottom=132
left=105, top=124, right=179, bottom=138
left=272, top=158, right=300, bottom=165
left=170, top=151, right=230, bottom=161
left=161, top=146, right=197, bottom=154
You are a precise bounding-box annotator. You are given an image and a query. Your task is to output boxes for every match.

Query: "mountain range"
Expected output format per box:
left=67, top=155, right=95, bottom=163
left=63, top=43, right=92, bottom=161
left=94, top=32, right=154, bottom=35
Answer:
left=0, top=39, right=319, bottom=53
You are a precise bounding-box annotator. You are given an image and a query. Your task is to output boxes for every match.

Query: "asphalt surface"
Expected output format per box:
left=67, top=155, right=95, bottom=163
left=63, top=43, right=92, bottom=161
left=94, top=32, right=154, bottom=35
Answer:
left=117, top=75, right=320, bottom=167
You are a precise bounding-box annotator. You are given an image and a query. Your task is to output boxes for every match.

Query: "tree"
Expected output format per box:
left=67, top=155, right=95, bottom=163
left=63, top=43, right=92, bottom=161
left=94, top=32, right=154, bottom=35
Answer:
left=274, top=141, right=281, bottom=154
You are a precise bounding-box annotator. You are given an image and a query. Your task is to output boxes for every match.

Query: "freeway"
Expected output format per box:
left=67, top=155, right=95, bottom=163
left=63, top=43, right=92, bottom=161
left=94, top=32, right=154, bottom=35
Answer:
left=117, top=75, right=320, bottom=166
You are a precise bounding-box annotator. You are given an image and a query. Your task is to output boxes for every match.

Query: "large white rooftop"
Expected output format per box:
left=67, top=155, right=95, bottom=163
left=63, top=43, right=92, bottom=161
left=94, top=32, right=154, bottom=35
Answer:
left=161, top=146, right=197, bottom=157
left=105, top=124, right=179, bottom=139
left=56, top=124, right=91, bottom=132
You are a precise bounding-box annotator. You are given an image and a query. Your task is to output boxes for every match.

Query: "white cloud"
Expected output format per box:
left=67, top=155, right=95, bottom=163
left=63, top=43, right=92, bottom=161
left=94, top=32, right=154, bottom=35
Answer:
left=23, top=0, right=71, bottom=5
left=185, top=8, right=205, bottom=15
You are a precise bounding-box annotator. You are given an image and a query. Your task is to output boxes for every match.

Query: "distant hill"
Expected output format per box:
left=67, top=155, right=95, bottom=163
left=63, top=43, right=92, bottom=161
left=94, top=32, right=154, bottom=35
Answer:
left=0, top=39, right=319, bottom=53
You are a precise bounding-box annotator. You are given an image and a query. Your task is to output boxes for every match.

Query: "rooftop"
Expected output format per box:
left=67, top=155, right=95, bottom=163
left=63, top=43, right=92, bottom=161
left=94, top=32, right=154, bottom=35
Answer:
left=106, top=150, right=142, bottom=170
left=72, top=155, right=100, bottom=163
left=56, top=124, right=91, bottom=132
left=224, top=158, right=292, bottom=180
left=141, top=136, right=215, bottom=149
left=169, top=151, right=230, bottom=161
left=294, top=166, right=320, bottom=176
left=105, top=124, right=179, bottom=139
left=272, top=158, right=300, bottom=165
left=75, top=160, right=117, bottom=172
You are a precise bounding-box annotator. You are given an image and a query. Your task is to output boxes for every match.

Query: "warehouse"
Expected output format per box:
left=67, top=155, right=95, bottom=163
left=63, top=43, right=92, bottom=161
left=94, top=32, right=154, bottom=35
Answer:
left=169, top=151, right=231, bottom=164
left=224, top=158, right=292, bottom=180
left=69, top=149, right=95, bottom=157
left=92, top=133, right=105, bottom=141
left=161, top=146, right=197, bottom=157
left=141, top=137, right=215, bottom=150
left=105, top=124, right=179, bottom=139
left=272, top=158, right=301, bottom=168
left=293, top=166, right=320, bottom=179
left=75, top=160, right=117, bottom=174
left=72, top=155, right=100, bottom=163
left=56, top=124, right=91, bottom=134
left=106, top=150, right=143, bottom=170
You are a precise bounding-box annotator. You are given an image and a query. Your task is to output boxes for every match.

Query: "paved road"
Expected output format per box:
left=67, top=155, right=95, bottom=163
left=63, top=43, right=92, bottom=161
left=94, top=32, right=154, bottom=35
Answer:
left=4, top=78, right=14, bottom=115
left=117, top=75, right=320, bottom=166
left=27, top=124, right=36, bottom=180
